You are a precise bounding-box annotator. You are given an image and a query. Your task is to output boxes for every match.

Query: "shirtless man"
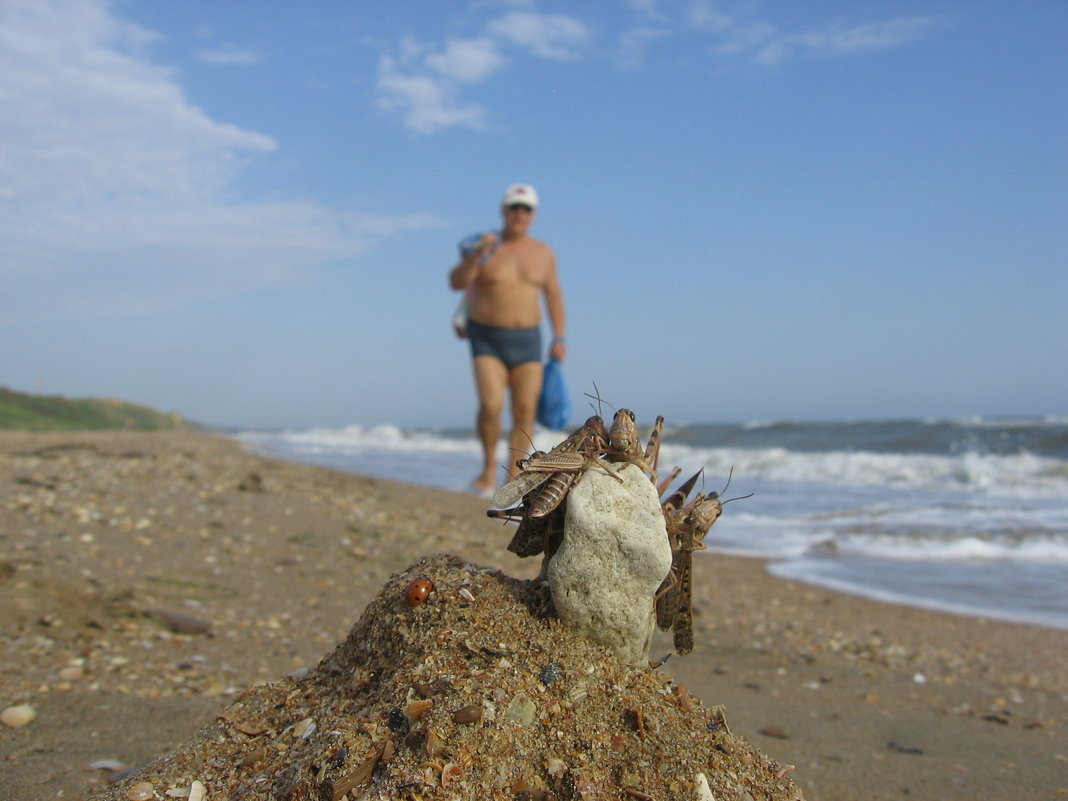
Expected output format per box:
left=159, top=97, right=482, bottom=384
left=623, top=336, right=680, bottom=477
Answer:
left=449, top=184, right=567, bottom=492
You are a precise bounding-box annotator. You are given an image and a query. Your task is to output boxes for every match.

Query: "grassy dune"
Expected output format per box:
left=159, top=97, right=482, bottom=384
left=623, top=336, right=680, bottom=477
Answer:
left=0, top=387, right=187, bottom=431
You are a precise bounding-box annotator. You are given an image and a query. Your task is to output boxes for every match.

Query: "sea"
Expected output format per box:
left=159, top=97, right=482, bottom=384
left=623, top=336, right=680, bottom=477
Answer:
left=235, top=416, right=1068, bottom=631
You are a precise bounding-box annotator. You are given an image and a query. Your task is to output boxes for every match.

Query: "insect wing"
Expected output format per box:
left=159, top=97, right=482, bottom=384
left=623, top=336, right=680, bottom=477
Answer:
left=493, top=470, right=552, bottom=507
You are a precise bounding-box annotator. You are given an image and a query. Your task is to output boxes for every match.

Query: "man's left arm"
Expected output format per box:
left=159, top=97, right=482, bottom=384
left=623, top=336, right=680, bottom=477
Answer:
left=543, top=251, right=566, bottom=362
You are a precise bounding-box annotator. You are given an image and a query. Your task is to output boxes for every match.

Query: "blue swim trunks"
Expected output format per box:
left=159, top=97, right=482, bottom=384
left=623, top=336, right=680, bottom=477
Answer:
left=467, top=319, right=542, bottom=370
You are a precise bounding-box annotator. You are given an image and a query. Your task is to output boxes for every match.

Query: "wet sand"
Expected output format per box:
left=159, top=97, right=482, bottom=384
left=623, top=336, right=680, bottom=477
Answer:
left=1, top=430, right=1065, bottom=800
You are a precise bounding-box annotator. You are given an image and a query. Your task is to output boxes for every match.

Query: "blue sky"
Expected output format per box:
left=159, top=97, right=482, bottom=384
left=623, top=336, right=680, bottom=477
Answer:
left=2, top=0, right=1065, bottom=430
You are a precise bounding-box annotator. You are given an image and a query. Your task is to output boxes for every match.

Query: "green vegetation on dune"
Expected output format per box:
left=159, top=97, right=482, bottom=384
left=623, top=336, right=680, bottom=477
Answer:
left=0, top=387, right=188, bottom=431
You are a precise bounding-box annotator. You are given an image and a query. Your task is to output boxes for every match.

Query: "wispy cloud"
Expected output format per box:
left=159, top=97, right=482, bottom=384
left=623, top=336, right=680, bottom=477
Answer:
left=790, top=17, right=935, bottom=57
left=486, top=11, right=591, bottom=59
left=375, top=10, right=591, bottom=133
left=622, top=1, right=934, bottom=68
left=0, top=0, right=437, bottom=320
left=376, top=3, right=934, bottom=132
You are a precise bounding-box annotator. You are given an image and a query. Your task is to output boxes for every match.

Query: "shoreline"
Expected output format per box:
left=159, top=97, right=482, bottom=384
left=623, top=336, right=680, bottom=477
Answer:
left=2, top=430, right=1065, bottom=800
left=236, top=431, right=1068, bottom=635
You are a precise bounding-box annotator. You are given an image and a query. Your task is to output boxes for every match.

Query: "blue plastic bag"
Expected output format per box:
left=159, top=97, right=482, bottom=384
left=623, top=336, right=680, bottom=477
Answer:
left=537, top=357, right=572, bottom=431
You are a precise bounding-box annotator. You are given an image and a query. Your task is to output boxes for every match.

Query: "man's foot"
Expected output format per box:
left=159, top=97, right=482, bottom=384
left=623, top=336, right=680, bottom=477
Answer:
left=472, top=473, right=496, bottom=493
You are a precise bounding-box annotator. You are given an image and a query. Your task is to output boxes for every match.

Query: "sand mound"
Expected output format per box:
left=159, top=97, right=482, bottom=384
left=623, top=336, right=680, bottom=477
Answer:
left=88, top=554, right=802, bottom=800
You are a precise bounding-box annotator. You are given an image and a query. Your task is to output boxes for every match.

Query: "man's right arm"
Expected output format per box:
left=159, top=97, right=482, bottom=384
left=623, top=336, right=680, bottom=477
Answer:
left=449, top=233, right=498, bottom=290
left=449, top=251, right=482, bottom=290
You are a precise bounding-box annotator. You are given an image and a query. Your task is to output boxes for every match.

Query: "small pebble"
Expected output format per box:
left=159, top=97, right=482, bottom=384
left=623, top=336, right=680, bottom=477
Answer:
left=1, top=704, right=36, bottom=728
left=126, top=782, right=155, bottom=801
left=695, top=772, right=714, bottom=800
left=505, top=694, right=536, bottom=726
left=539, top=661, right=562, bottom=687
left=759, top=725, right=789, bottom=739
left=452, top=704, right=482, bottom=724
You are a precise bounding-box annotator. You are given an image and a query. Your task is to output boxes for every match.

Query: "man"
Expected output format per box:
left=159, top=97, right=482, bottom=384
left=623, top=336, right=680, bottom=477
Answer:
left=449, top=184, right=567, bottom=492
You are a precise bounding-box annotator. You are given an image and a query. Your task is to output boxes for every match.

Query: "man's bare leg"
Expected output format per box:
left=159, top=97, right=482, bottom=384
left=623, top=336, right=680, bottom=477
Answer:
left=472, top=355, right=508, bottom=490
left=507, top=361, right=544, bottom=480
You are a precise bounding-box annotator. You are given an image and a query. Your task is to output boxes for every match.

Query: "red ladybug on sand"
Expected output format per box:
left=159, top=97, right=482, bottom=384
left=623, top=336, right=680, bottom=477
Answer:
left=406, top=577, right=433, bottom=607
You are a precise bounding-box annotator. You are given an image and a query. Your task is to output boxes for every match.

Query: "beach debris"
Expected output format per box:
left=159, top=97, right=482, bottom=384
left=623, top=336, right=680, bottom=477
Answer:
left=144, top=608, right=212, bottom=635
left=451, top=704, right=482, bottom=724
left=292, top=716, right=316, bottom=739
left=125, top=782, right=155, bottom=801
left=759, top=725, right=790, bottom=739
left=695, top=772, right=715, bottom=801
left=0, top=703, right=36, bottom=728
left=88, top=760, right=129, bottom=773
left=237, top=471, right=264, bottom=492
left=887, top=740, right=924, bottom=754
left=539, top=661, right=563, bottom=687
left=405, top=576, right=434, bottom=606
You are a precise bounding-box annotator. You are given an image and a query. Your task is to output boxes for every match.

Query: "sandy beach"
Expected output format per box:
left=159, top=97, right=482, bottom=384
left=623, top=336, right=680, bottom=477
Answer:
left=1, top=430, right=1065, bottom=800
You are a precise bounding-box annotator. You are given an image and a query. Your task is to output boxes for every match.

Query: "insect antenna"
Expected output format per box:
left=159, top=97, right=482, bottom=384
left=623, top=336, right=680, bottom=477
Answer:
left=708, top=466, right=734, bottom=499
left=707, top=466, right=753, bottom=504
left=583, top=382, right=617, bottom=416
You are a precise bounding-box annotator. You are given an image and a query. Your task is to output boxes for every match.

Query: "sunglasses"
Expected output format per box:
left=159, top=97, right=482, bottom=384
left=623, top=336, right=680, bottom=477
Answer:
left=506, top=203, right=534, bottom=213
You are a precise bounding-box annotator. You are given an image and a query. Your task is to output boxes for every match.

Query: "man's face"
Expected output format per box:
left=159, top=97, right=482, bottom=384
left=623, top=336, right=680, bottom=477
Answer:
left=502, top=203, right=535, bottom=234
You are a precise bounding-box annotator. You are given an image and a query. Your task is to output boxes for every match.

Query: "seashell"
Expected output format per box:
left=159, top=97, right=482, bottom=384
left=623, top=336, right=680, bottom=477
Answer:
left=188, top=781, right=207, bottom=801
left=546, top=758, right=566, bottom=776
left=126, top=782, right=155, bottom=801
left=0, top=704, right=36, bottom=728
left=241, top=747, right=267, bottom=767
left=381, top=739, right=397, bottom=762
left=425, top=727, right=446, bottom=757
left=505, top=694, right=536, bottom=726
left=452, top=704, right=482, bottom=724
left=406, top=577, right=434, bottom=606
left=567, top=684, right=588, bottom=704
left=457, top=587, right=476, bottom=603
left=406, top=698, right=434, bottom=721
left=441, top=762, right=462, bottom=785
left=292, top=717, right=315, bottom=739
left=88, top=759, right=128, bottom=772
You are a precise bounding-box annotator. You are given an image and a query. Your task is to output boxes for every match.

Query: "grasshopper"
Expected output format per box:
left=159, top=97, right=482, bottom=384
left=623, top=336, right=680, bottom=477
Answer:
left=655, top=493, right=722, bottom=654
left=655, top=468, right=752, bottom=654
left=492, top=415, right=615, bottom=517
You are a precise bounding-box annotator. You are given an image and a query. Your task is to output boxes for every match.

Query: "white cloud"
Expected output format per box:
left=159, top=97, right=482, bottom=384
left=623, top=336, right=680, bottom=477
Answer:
left=686, top=0, right=735, bottom=33
left=0, top=0, right=437, bottom=320
left=486, top=11, right=591, bottom=60
left=792, top=17, right=934, bottom=56
left=616, top=26, right=670, bottom=69
left=375, top=11, right=589, bottom=133
left=425, top=37, right=505, bottom=83
left=376, top=56, right=490, bottom=134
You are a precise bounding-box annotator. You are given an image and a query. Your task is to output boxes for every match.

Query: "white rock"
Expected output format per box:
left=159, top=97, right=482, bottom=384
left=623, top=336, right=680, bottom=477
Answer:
left=0, top=703, right=36, bottom=728
left=188, top=779, right=207, bottom=801
left=695, top=771, right=715, bottom=800
left=547, top=461, right=671, bottom=665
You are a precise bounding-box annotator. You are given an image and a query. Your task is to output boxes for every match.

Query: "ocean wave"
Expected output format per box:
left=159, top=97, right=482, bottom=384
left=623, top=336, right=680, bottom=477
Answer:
left=656, top=442, right=1068, bottom=498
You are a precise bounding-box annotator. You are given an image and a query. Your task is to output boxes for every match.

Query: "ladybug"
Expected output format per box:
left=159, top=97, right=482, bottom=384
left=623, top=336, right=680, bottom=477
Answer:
left=406, top=577, right=434, bottom=607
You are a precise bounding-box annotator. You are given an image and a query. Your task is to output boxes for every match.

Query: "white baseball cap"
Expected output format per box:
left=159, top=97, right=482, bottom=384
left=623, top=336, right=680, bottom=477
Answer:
left=502, top=184, right=538, bottom=208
